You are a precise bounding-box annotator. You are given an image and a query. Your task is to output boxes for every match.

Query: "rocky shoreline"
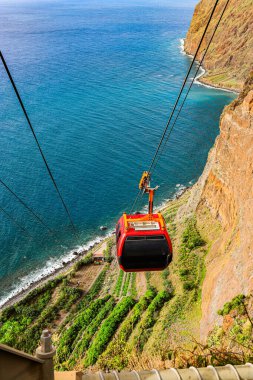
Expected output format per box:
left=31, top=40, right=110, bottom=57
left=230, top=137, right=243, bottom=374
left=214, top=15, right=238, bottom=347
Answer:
left=180, top=38, right=239, bottom=94
left=0, top=240, right=104, bottom=311
left=0, top=36, right=235, bottom=313
left=0, top=185, right=191, bottom=312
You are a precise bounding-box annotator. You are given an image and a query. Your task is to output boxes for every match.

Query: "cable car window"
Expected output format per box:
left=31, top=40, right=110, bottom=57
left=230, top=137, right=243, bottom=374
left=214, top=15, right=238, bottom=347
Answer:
left=121, top=235, right=170, bottom=270
left=126, top=236, right=165, bottom=241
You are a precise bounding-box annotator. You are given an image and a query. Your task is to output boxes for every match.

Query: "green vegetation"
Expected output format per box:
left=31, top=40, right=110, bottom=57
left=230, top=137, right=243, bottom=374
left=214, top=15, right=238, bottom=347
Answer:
left=132, top=290, right=171, bottom=352
left=72, top=252, right=93, bottom=273
left=218, top=294, right=246, bottom=316
left=97, top=289, right=156, bottom=369
left=178, top=218, right=206, bottom=296
left=130, top=272, right=137, bottom=298
left=84, top=296, right=135, bottom=367
left=0, top=289, right=53, bottom=345
left=161, top=268, right=174, bottom=294
left=77, top=266, right=108, bottom=311
left=16, top=283, right=82, bottom=353
left=103, top=238, right=114, bottom=262
left=59, top=266, right=108, bottom=334
left=0, top=277, right=67, bottom=349
left=57, top=297, right=109, bottom=363
left=5, top=191, right=246, bottom=370
left=122, top=273, right=131, bottom=296
left=197, top=294, right=253, bottom=367
left=0, top=276, right=63, bottom=324
left=114, top=270, right=124, bottom=297
left=145, top=272, right=151, bottom=289
left=66, top=297, right=116, bottom=369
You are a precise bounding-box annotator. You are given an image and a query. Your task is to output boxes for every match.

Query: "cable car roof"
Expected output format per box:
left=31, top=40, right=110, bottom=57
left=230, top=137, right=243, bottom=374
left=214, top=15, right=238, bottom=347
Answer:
left=129, top=220, right=160, bottom=231
left=122, top=212, right=165, bottom=232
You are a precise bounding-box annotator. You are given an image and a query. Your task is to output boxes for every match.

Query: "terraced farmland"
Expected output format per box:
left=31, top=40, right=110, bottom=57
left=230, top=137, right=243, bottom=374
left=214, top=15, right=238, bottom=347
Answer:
left=0, top=191, right=212, bottom=370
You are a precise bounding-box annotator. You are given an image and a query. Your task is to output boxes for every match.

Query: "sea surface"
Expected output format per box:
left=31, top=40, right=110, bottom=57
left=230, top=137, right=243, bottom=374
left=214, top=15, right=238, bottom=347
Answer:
left=0, top=0, right=236, bottom=306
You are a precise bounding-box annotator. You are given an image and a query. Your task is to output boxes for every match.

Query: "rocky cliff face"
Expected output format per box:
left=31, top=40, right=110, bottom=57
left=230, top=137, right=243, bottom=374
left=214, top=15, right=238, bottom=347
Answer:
left=185, top=0, right=253, bottom=92
left=178, top=73, right=253, bottom=338
left=199, top=76, right=253, bottom=336
left=181, top=0, right=253, bottom=340
left=177, top=73, right=253, bottom=340
left=179, top=75, right=253, bottom=337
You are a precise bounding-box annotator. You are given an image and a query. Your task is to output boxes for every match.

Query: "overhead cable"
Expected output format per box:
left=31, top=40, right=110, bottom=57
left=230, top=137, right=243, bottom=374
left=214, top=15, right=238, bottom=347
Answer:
left=0, top=51, right=79, bottom=240
left=130, top=0, right=222, bottom=211
left=152, top=0, right=231, bottom=173
left=0, top=205, right=33, bottom=239
left=0, top=178, right=60, bottom=241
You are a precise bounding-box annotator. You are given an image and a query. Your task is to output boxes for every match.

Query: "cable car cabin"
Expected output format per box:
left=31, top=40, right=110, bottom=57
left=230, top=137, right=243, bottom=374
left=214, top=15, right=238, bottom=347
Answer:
left=116, top=213, right=172, bottom=272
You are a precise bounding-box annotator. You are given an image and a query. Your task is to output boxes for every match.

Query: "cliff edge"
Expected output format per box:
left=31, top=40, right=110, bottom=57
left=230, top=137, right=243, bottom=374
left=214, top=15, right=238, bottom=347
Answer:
left=185, top=0, right=253, bottom=92
left=181, top=0, right=253, bottom=338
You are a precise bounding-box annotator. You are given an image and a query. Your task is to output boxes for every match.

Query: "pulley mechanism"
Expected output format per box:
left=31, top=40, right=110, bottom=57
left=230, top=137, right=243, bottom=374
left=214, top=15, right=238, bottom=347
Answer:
left=139, top=171, right=159, bottom=215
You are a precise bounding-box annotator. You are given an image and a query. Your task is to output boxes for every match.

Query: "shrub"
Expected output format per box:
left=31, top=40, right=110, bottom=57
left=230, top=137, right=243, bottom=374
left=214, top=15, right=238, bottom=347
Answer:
left=122, top=273, right=131, bottom=296
left=84, top=296, right=135, bottom=366
left=57, top=297, right=108, bottom=363
left=114, top=270, right=124, bottom=297
left=77, top=266, right=108, bottom=311
left=181, top=218, right=205, bottom=253
left=133, top=290, right=171, bottom=352
left=103, top=238, right=114, bottom=262
left=130, top=273, right=137, bottom=298
left=66, top=297, right=115, bottom=369
left=97, top=289, right=156, bottom=370
left=218, top=294, right=246, bottom=316
left=178, top=218, right=206, bottom=295
left=72, top=252, right=93, bottom=272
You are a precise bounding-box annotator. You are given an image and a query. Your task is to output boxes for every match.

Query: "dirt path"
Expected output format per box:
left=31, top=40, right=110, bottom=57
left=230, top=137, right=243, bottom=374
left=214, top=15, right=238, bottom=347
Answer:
left=136, top=272, right=147, bottom=297
left=70, top=263, right=105, bottom=291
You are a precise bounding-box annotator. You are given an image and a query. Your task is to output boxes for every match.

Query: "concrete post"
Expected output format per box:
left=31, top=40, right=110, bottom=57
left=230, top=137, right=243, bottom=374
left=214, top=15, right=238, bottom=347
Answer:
left=36, top=329, right=56, bottom=380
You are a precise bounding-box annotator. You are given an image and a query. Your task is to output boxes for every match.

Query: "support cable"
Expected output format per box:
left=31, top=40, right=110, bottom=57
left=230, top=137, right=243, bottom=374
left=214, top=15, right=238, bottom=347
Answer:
left=130, top=0, right=221, bottom=211
left=0, top=178, right=60, bottom=241
left=0, top=205, right=33, bottom=239
left=130, top=188, right=142, bottom=214
left=147, top=0, right=220, bottom=175
left=151, top=0, right=231, bottom=173
left=0, top=51, right=79, bottom=240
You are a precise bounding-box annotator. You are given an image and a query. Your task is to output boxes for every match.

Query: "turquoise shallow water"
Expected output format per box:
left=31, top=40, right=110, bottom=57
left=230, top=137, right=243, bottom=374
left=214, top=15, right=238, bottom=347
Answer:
left=0, top=1, right=235, bottom=305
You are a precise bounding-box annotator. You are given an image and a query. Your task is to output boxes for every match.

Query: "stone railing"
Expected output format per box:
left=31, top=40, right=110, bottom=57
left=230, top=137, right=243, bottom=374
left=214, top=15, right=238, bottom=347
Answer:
left=0, top=329, right=55, bottom=380
left=81, top=365, right=253, bottom=380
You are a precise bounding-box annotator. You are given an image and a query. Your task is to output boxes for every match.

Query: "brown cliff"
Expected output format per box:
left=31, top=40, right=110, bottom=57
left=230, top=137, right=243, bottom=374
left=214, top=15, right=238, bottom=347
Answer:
left=178, top=73, right=253, bottom=338
left=185, top=0, right=253, bottom=92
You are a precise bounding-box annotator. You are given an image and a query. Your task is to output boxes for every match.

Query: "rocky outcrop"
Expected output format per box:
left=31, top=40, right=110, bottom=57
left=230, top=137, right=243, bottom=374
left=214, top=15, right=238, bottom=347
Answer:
left=185, top=0, right=253, bottom=92
left=180, top=74, right=253, bottom=338
left=198, top=75, right=253, bottom=336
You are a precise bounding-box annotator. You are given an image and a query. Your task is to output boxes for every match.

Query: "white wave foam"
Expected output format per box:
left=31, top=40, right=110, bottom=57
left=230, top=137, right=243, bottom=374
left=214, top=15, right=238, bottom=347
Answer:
left=0, top=234, right=111, bottom=309
left=180, top=41, right=237, bottom=94
left=179, top=38, right=186, bottom=55
left=0, top=180, right=193, bottom=309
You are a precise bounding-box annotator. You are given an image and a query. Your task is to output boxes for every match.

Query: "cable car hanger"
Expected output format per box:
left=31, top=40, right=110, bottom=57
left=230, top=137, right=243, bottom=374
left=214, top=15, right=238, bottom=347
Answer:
left=130, top=0, right=231, bottom=213
left=117, top=0, right=231, bottom=273
left=116, top=172, right=172, bottom=272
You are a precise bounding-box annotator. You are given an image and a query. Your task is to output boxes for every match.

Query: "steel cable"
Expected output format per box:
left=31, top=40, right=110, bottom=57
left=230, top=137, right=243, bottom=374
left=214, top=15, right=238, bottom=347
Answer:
left=0, top=51, right=79, bottom=240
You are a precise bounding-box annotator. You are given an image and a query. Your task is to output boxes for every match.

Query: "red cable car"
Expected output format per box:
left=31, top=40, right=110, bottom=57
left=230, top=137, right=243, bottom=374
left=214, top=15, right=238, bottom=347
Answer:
left=116, top=172, right=173, bottom=272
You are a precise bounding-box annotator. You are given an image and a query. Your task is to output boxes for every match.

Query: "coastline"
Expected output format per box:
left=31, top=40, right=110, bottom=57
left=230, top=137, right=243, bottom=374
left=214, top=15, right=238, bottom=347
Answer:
left=0, top=184, right=190, bottom=311
left=0, top=233, right=113, bottom=311
left=0, top=237, right=110, bottom=311
left=0, top=37, right=237, bottom=312
left=179, top=38, right=239, bottom=95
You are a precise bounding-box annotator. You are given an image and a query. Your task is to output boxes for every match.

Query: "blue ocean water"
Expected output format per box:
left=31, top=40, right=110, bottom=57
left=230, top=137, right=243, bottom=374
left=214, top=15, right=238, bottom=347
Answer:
left=0, top=1, right=235, bottom=306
